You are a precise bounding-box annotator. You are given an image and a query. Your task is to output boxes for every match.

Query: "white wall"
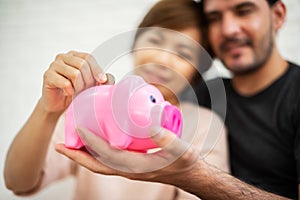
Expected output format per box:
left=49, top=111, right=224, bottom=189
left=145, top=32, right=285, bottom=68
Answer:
left=0, top=1, right=156, bottom=199
left=0, top=0, right=299, bottom=199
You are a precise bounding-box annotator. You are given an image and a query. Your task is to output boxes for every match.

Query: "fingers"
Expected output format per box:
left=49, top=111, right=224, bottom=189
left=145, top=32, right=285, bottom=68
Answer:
left=51, top=60, right=85, bottom=94
left=76, top=126, right=116, bottom=161
left=76, top=126, right=191, bottom=173
left=55, top=143, right=154, bottom=180
left=71, top=51, right=106, bottom=83
left=61, top=126, right=198, bottom=176
left=76, top=127, right=140, bottom=169
left=76, top=127, right=147, bottom=172
left=46, top=50, right=107, bottom=96
left=55, top=143, right=116, bottom=175
left=43, top=68, right=74, bottom=96
left=63, top=55, right=94, bottom=89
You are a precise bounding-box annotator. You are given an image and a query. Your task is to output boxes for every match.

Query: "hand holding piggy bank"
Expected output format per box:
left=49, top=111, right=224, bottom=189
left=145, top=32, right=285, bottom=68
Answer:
left=65, top=75, right=182, bottom=152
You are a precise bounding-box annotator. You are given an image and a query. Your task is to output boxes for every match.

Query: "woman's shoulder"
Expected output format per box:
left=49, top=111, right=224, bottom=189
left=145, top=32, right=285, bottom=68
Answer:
left=180, top=102, right=224, bottom=123
left=180, top=102, right=226, bottom=140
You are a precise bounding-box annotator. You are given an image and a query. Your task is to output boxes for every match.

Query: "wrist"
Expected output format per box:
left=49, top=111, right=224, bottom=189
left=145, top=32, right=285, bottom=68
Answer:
left=172, top=158, right=204, bottom=183
left=36, top=99, right=62, bottom=122
left=154, top=156, right=204, bottom=186
left=165, top=159, right=214, bottom=199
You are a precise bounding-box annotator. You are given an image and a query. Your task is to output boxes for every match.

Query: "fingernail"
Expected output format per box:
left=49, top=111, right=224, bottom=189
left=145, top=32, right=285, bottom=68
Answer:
left=97, top=73, right=107, bottom=83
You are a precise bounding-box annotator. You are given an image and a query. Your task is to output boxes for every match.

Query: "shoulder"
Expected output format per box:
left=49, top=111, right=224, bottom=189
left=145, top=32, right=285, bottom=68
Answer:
left=285, top=62, right=300, bottom=101
left=180, top=102, right=226, bottom=132
left=286, top=62, right=300, bottom=81
left=181, top=101, right=215, bottom=119
left=181, top=103, right=229, bottom=171
left=289, top=62, right=300, bottom=69
left=288, top=63, right=300, bottom=124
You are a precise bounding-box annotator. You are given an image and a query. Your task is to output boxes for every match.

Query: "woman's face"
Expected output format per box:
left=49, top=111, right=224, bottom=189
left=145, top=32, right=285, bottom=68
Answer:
left=133, top=27, right=201, bottom=102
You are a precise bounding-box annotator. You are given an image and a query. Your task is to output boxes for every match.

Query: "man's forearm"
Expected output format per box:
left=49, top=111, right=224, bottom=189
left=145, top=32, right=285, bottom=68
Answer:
left=167, top=159, right=289, bottom=200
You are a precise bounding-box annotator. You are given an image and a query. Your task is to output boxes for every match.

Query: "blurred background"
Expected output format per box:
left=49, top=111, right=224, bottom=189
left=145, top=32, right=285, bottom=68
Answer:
left=0, top=0, right=299, bottom=199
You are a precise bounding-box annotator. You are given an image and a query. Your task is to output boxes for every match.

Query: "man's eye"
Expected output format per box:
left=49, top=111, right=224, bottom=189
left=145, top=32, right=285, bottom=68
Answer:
left=206, top=15, right=221, bottom=24
left=236, top=7, right=254, bottom=16
left=237, top=9, right=251, bottom=16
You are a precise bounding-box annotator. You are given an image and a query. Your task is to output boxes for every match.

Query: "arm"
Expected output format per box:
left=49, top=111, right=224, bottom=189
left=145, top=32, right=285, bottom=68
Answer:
left=4, top=51, right=105, bottom=195
left=55, top=126, right=291, bottom=200
left=4, top=101, right=61, bottom=195
left=169, top=159, right=290, bottom=200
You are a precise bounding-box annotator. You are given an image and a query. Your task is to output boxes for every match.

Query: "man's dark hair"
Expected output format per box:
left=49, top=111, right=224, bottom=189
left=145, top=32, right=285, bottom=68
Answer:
left=267, top=0, right=279, bottom=6
left=199, top=0, right=279, bottom=7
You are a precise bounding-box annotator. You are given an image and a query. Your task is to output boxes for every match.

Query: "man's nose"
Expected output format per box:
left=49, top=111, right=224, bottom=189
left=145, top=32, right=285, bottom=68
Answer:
left=221, top=13, right=241, bottom=37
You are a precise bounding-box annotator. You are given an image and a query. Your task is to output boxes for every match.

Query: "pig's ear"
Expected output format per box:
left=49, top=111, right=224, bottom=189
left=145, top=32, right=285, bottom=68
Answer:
left=112, top=75, right=146, bottom=101
left=110, top=75, right=146, bottom=133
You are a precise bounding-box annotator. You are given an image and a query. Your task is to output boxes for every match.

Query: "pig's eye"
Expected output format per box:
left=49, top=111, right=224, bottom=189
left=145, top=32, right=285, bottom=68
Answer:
left=150, top=95, right=156, bottom=103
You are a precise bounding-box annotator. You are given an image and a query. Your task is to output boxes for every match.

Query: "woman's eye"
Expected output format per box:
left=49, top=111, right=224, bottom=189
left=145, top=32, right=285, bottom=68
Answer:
left=150, top=95, right=156, bottom=103
left=148, top=38, right=161, bottom=45
left=178, top=51, right=193, bottom=62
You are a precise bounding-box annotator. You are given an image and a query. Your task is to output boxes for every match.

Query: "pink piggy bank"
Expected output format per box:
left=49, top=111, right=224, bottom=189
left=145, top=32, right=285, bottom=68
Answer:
left=65, top=75, right=182, bottom=152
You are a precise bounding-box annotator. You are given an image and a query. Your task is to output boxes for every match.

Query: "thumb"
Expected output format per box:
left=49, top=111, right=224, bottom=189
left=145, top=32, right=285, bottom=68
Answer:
left=149, top=126, right=188, bottom=157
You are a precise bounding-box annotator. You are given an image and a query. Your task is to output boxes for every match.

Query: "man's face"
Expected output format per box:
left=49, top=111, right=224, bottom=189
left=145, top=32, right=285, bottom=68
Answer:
left=204, top=0, right=275, bottom=75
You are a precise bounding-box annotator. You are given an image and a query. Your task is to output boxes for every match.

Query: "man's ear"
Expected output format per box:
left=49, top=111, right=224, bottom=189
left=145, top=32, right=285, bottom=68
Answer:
left=272, top=1, right=287, bottom=32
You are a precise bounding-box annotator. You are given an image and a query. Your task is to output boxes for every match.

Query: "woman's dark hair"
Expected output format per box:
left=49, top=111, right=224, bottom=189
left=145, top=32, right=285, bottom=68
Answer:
left=138, top=0, right=201, bottom=29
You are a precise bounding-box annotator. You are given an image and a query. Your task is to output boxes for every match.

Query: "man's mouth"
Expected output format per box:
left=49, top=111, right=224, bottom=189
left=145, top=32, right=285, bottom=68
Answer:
left=220, top=38, right=252, bottom=55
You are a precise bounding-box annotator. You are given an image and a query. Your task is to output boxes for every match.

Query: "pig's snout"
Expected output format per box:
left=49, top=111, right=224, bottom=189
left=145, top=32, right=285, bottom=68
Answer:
left=161, top=105, right=182, bottom=137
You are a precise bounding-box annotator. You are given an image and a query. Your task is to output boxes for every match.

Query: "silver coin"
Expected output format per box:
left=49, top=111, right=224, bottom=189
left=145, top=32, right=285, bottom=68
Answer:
left=105, top=73, right=115, bottom=85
